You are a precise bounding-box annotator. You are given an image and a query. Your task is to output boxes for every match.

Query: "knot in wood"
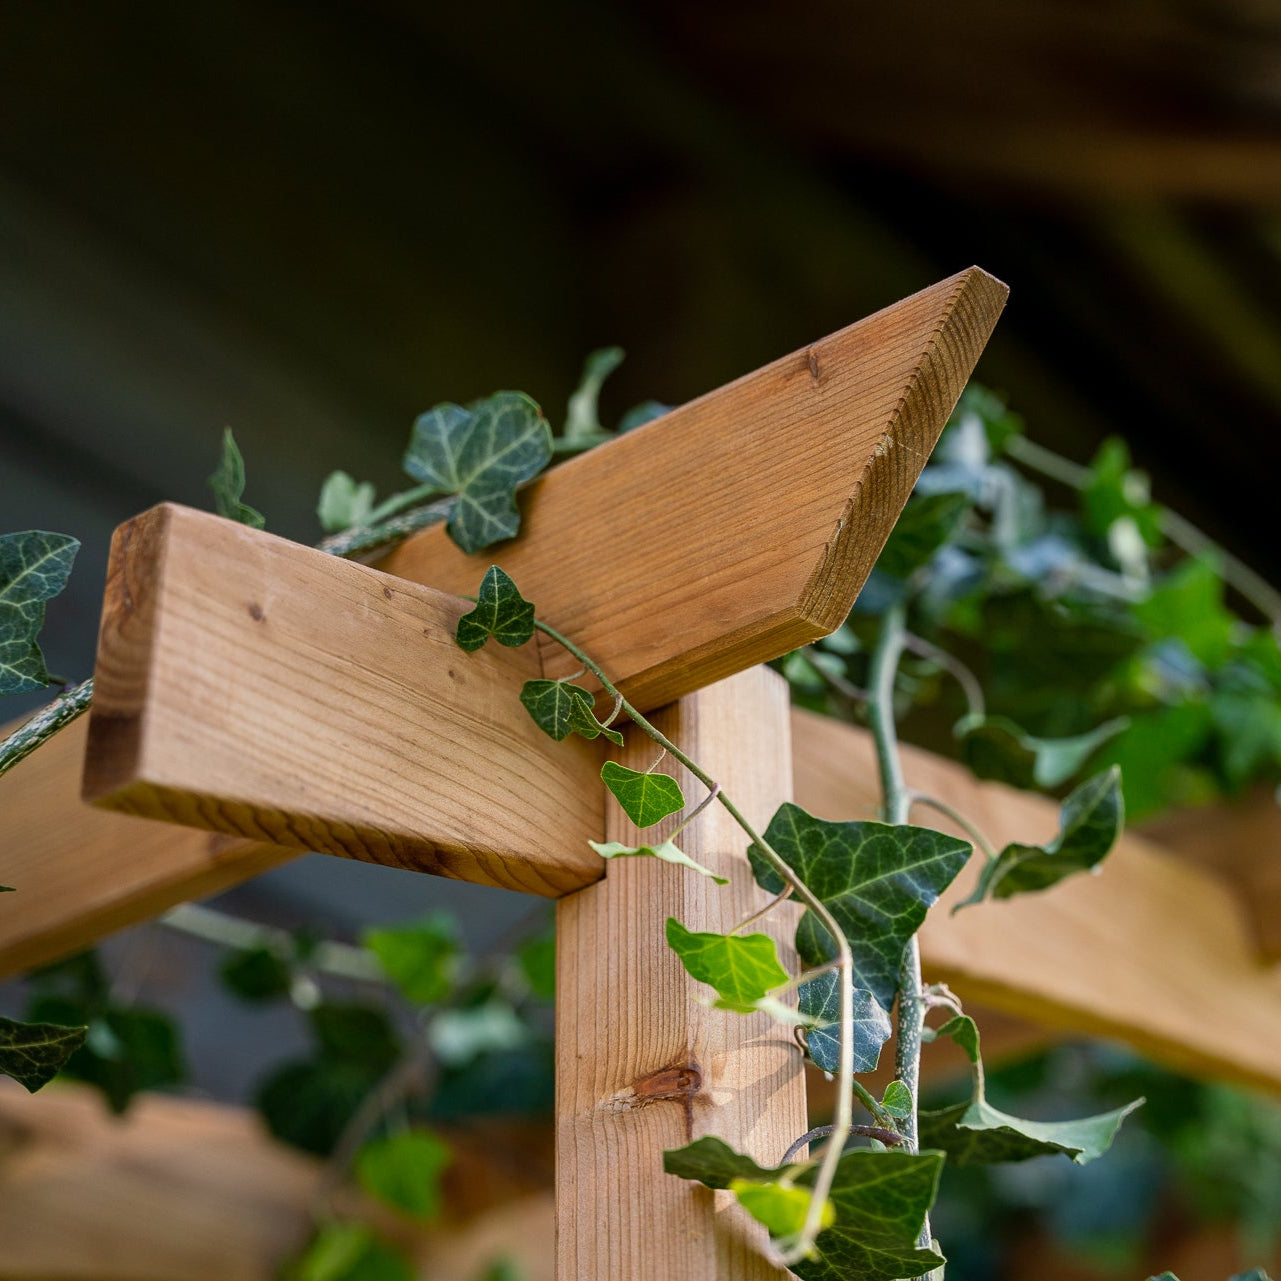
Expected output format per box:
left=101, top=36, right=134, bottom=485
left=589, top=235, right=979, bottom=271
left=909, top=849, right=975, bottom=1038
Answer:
left=633, top=1062, right=702, bottom=1103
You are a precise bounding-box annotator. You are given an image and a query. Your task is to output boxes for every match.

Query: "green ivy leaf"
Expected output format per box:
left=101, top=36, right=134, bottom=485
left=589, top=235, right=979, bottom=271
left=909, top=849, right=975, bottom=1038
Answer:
left=600, top=760, right=686, bottom=829
left=363, top=915, right=458, bottom=1006
left=956, top=714, right=1129, bottom=790
left=881, top=1081, right=913, bottom=1120
left=0, top=530, right=80, bottom=694
left=1134, top=557, right=1235, bottom=668
left=749, top=804, right=971, bottom=1010
left=931, top=1013, right=981, bottom=1065
left=875, top=492, right=971, bottom=579
left=258, top=1060, right=386, bottom=1156
left=617, top=400, right=669, bottom=433
left=310, top=1003, right=401, bottom=1069
left=456, top=566, right=536, bottom=652
left=219, top=946, right=293, bottom=1002
left=729, top=1179, right=835, bottom=1238
left=403, top=391, right=552, bottom=553
left=562, top=346, right=624, bottom=446
left=797, top=970, right=891, bottom=1074
left=0, top=1014, right=88, bottom=1092
left=517, top=930, right=555, bottom=1001
left=591, top=839, right=727, bottom=884
left=1092, top=703, right=1213, bottom=822
left=283, top=1221, right=415, bottom=1281
left=665, top=919, right=790, bottom=1012
left=519, top=679, right=623, bottom=745
left=663, top=1135, right=788, bottom=1188
left=955, top=766, right=1122, bottom=909
left=317, top=471, right=376, bottom=533
left=1081, top=437, right=1163, bottom=549
left=208, top=428, right=265, bottom=529
left=355, top=1129, right=452, bottom=1221
left=477, top=1258, right=524, bottom=1281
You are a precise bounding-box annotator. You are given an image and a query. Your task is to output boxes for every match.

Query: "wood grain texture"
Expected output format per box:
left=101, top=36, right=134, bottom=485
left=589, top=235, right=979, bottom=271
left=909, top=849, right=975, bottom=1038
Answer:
left=555, top=668, right=806, bottom=1281
left=84, top=503, right=604, bottom=897
left=378, top=268, right=1008, bottom=712
left=791, top=708, right=1281, bottom=1096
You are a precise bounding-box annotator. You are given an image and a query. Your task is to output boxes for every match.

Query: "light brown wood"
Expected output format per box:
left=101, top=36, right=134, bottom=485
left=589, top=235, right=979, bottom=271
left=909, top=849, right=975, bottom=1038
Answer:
left=84, top=502, right=604, bottom=897
left=791, top=708, right=1281, bottom=1097
left=378, top=267, right=1008, bottom=712
left=555, top=667, right=806, bottom=1281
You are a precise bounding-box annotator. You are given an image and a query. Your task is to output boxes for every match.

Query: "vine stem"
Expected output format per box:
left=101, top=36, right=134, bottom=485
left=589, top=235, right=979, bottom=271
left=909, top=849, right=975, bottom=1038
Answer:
left=902, top=632, right=985, bottom=722
left=0, top=677, right=94, bottom=782
left=532, top=617, right=857, bottom=1265
left=867, top=598, right=939, bottom=1273
left=909, top=791, right=998, bottom=864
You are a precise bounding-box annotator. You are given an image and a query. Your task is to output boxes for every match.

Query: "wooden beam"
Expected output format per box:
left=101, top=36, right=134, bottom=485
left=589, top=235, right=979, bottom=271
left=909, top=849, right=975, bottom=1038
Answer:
left=791, top=708, right=1281, bottom=1097
left=84, top=502, right=604, bottom=897
left=556, top=668, right=805, bottom=1280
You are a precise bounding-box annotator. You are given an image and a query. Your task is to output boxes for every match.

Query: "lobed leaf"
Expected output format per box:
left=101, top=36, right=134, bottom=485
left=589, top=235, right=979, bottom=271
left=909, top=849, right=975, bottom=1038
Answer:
left=403, top=391, right=551, bottom=553
left=665, top=919, right=790, bottom=1012
left=955, top=766, right=1123, bottom=909
left=956, top=714, right=1128, bottom=790
left=208, top=428, right=265, bottom=529
left=0, top=1014, right=88, bottom=1092
left=0, top=530, right=80, bottom=694
left=749, top=804, right=971, bottom=1010
left=663, top=1135, right=789, bottom=1189
left=591, top=839, right=726, bottom=884
left=797, top=969, right=891, bottom=1074
left=520, top=679, right=623, bottom=745
left=456, top=566, right=536, bottom=652
left=355, top=1129, right=452, bottom=1221
left=317, top=470, right=376, bottom=533
left=600, top=760, right=685, bottom=829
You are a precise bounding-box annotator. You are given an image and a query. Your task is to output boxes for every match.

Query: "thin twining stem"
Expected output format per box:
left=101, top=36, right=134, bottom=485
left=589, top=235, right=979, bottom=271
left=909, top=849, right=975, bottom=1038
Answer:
left=668, top=783, right=721, bottom=842
left=909, top=791, right=998, bottom=864
left=798, top=646, right=869, bottom=706
left=315, top=495, right=454, bottom=558
left=0, top=677, right=94, bottom=782
left=781, top=1123, right=906, bottom=1165
left=731, top=885, right=792, bottom=936
left=902, top=631, right=985, bottom=722
left=600, top=690, right=625, bottom=727
left=533, top=616, right=857, bottom=1265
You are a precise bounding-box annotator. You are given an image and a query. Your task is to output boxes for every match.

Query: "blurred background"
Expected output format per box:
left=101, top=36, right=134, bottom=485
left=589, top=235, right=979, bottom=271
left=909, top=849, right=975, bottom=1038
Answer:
left=2, top=2, right=1281, bottom=1278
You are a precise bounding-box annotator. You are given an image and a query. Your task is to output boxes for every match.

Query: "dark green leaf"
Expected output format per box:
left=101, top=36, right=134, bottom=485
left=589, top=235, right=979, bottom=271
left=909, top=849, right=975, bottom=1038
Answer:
left=0, top=530, right=80, bottom=694
left=517, top=931, right=555, bottom=1000
left=730, top=1179, right=834, bottom=1237
left=1081, top=437, right=1163, bottom=549
left=0, top=1014, right=87, bottom=1092
left=309, top=1003, right=401, bottom=1069
left=798, top=970, right=891, bottom=1074
left=208, top=428, right=265, bottom=529
left=591, top=839, right=727, bottom=884
left=931, top=1014, right=981, bottom=1065
left=355, top=1130, right=451, bottom=1220
left=617, top=400, right=669, bottom=433
left=1210, top=688, right=1281, bottom=788
left=600, top=760, right=685, bottom=829
left=456, top=566, right=536, bottom=652
left=519, top=679, right=623, bottom=745
left=403, top=392, right=552, bottom=553
left=364, top=914, right=458, bottom=1006
left=749, top=804, right=971, bottom=1009
left=258, top=1058, right=385, bottom=1155
left=219, top=946, right=293, bottom=1002
left=317, top=471, right=376, bottom=533
left=956, top=767, right=1122, bottom=908
left=875, top=492, right=971, bottom=579
left=881, top=1081, right=913, bottom=1119
left=956, top=714, right=1128, bottom=790
left=665, top=919, right=790, bottom=1012
left=562, top=346, right=624, bottom=444
left=283, top=1221, right=415, bottom=1281
left=1134, top=557, right=1235, bottom=667
left=663, top=1135, right=788, bottom=1188
left=428, top=1038, right=554, bottom=1121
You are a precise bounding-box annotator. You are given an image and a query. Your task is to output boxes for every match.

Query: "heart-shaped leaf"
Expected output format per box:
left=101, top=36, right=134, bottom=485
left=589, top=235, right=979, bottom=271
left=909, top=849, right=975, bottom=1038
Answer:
left=520, top=680, right=623, bottom=745
left=797, top=969, right=891, bottom=1074
left=665, top=919, right=790, bottom=1012
left=0, top=1014, right=88, bottom=1092
left=456, top=566, right=536, bottom=652
left=600, top=760, right=685, bottom=829
left=956, top=714, right=1128, bottom=790
left=590, top=840, right=726, bottom=884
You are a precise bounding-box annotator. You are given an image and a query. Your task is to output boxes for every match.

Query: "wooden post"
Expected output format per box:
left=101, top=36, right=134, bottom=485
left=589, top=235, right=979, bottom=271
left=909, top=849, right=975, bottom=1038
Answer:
left=555, top=667, right=805, bottom=1280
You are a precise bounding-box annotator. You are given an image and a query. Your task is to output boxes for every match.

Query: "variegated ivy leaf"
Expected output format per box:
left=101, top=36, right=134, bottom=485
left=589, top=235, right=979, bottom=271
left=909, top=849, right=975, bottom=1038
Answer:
left=749, top=803, right=971, bottom=1010
left=600, top=760, right=685, bottom=829
left=956, top=713, right=1129, bottom=790
left=881, top=1081, right=913, bottom=1119
left=665, top=919, right=790, bottom=1013
left=403, top=391, right=552, bottom=553
left=0, top=530, right=79, bottom=695
left=208, top=428, right=265, bottom=529
left=729, top=1179, right=835, bottom=1238
left=955, top=766, right=1123, bottom=910
left=0, top=1014, right=88, bottom=1092
left=520, top=680, right=623, bottom=745
left=590, top=840, right=727, bottom=885
left=317, top=470, right=376, bottom=533
left=664, top=1135, right=793, bottom=1188
left=797, top=969, right=891, bottom=1074
left=455, top=566, right=536, bottom=652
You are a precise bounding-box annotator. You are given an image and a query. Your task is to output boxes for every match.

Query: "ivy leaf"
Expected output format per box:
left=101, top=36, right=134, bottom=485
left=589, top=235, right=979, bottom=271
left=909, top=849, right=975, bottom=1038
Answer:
left=220, top=946, right=293, bottom=1003
left=0, top=1014, right=88, bottom=1092
left=663, top=1135, right=790, bottom=1188
left=1134, top=557, right=1235, bottom=668
left=797, top=969, right=892, bottom=1074
left=590, top=839, right=727, bottom=884
left=618, top=400, right=670, bottom=433
left=874, top=492, right=971, bottom=579
left=1092, top=703, right=1213, bottom=822
left=665, top=919, right=790, bottom=1012
left=363, top=914, right=458, bottom=1006
left=956, top=714, right=1129, bottom=790
left=355, top=1130, right=452, bottom=1221
left=309, top=1004, right=401, bottom=1070
left=931, top=1013, right=981, bottom=1064
left=456, top=566, right=536, bottom=652
left=403, top=391, right=552, bottom=553
left=562, top=346, right=624, bottom=446
left=0, top=530, right=80, bottom=694
left=748, top=804, right=971, bottom=1010
left=600, top=760, right=686, bottom=829
left=208, top=428, right=265, bottom=529
left=730, top=1179, right=835, bottom=1238
left=283, top=1221, right=415, bottom=1281
left=955, top=766, right=1122, bottom=909
left=477, top=1259, right=524, bottom=1281
left=317, top=471, right=376, bottom=533
left=881, top=1081, right=913, bottom=1120
left=520, top=679, right=623, bottom=745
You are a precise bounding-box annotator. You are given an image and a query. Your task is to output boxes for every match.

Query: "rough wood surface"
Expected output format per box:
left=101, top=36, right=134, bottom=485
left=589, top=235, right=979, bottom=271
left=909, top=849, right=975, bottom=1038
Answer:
left=555, top=668, right=806, bottom=1281
left=791, top=708, right=1281, bottom=1096
left=378, top=267, right=1008, bottom=712
left=84, top=503, right=604, bottom=897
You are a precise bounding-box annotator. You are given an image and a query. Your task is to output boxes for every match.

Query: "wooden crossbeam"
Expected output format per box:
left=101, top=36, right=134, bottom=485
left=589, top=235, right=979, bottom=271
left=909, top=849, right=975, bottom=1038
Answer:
left=791, top=709, right=1281, bottom=1097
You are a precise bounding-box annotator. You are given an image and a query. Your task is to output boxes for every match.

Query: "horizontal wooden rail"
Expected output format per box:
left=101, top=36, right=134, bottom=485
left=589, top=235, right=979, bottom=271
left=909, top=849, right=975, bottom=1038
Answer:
left=791, top=709, right=1281, bottom=1097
